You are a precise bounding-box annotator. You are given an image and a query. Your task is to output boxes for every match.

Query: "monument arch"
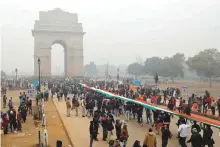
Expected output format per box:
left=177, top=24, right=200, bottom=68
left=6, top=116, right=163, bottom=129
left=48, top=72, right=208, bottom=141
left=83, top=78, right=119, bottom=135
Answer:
left=32, top=8, right=85, bottom=77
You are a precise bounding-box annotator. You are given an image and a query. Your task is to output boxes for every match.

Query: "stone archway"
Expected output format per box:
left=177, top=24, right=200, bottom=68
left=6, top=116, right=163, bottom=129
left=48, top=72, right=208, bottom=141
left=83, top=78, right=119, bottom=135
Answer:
left=32, top=8, right=85, bottom=77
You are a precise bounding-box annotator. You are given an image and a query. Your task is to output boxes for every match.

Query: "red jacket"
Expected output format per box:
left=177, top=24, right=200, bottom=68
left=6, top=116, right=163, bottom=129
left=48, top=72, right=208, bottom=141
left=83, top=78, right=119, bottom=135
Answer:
left=207, top=97, right=212, bottom=106
left=172, top=99, right=176, bottom=105
left=2, top=115, right=9, bottom=127
left=17, top=112, right=21, bottom=121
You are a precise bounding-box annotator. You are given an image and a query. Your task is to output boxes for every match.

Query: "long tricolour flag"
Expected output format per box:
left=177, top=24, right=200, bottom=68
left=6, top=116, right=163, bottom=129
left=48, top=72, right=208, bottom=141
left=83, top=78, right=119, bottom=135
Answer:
left=79, top=83, right=220, bottom=129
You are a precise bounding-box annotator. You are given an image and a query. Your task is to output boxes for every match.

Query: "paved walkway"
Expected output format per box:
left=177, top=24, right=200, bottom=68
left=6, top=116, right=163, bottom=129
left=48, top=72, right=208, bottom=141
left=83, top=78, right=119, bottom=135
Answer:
left=53, top=98, right=107, bottom=147
left=53, top=98, right=220, bottom=147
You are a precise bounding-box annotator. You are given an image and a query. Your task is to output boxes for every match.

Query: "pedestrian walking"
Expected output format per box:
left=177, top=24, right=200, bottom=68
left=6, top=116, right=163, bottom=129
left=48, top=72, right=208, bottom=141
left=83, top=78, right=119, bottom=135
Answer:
left=66, top=97, right=71, bottom=117
left=143, top=128, right=157, bottom=147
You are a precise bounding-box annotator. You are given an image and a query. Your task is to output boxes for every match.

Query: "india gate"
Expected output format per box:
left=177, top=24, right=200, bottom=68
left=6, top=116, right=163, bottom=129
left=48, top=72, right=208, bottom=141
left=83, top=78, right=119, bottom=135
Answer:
left=32, top=8, right=85, bottom=77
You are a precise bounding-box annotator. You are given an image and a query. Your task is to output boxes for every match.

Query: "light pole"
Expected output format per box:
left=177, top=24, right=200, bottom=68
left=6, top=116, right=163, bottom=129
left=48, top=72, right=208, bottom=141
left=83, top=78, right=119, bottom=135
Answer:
left=105, top=63, right=109, bottom=88
left=117, top=68, right=119, bottom=89
left=15, top=68, right=18, bottom=87
left=38, top=58, right=41, bottom=92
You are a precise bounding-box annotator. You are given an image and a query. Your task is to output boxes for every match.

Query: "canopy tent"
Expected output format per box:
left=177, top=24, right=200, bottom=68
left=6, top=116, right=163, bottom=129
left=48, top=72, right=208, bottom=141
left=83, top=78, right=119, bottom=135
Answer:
left=79, top=83, right=220, bottom=129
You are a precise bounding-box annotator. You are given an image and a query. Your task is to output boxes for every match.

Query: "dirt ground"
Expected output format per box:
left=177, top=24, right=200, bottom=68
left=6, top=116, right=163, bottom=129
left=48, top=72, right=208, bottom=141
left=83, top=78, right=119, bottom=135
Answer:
left=1, top=90, right=71, bottom=147
left=132, top=80, right=220, bottom=98
left=157, top=80, right=220, bottom=98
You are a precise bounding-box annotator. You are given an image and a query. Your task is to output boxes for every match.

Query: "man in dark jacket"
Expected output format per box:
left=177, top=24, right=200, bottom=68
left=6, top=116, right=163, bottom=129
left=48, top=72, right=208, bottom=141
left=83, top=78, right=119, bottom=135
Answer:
left=3, top=95, right=7, bottom=108
left=106, top=113, right=115, bottom=143
left=137, top=106, right=143, bottom=126
left=200, top=123, right=214, bottom=147
left=93, top=110, right=100, bottom=141
left=115, top=119, right=122, bottom=140
left=184, top=104, right=191, bottom=115
left=7, top=107, right=17, bottom=132
left=191, top=121, right=201, bottom=133
left=163, top=112, right=171, bottom=129
left=20, top=103, right=28, bottom=123
left=101, top=114, right=108, bottom=141
left=125, top=102, right=131, bottom=122
left=63, top=87, right=68, bottom=101
left=89, top=121, right=94, bottom=147
left=161, top=125, right=172, bottom=147
left=187, top=128, right=203, bottom=147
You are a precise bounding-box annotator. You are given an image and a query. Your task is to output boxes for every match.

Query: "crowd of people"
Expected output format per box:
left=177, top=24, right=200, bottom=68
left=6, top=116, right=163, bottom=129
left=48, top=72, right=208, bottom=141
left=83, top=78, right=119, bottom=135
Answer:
left=1, top=77, right=218, bottom=147
left=1, top=91, right=32, bottom=134
left=135, top=86, right=220, bottom=117
left=48, top=79, right=217, bottom=147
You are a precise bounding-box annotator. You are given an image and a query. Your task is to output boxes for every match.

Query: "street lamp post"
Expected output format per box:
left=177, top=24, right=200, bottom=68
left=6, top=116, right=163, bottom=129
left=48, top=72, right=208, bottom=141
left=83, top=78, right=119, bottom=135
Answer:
left=105, top=63, right=109, bottom=89
left=38, top=58, right=41, bottom=92
left=15, top=68, right=18, bottom=87
left=117, top=68, right=119, bottom=89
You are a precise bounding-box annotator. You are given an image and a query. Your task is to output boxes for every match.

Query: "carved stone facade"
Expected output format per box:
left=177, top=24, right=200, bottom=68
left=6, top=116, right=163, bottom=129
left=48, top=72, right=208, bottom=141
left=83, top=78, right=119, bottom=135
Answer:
left=32, top=8, right=85, bottom=77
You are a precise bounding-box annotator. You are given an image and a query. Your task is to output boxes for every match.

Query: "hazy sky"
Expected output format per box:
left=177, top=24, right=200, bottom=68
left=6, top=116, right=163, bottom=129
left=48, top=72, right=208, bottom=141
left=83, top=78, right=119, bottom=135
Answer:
left=0, top=0, right=220, bottom=75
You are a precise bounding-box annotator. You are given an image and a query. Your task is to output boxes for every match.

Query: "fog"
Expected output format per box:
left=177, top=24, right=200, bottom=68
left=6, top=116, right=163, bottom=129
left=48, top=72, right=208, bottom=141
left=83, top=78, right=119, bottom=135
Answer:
left=1, top=0, right=220, bottom=75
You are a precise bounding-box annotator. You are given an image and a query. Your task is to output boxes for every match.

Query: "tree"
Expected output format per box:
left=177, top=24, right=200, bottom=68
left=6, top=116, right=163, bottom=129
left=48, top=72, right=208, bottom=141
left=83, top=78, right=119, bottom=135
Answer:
left=163, top=53, right=185, bottom=80
left=127, top=62, right=143, bottom=79
left=144, top=57, right=163, bottom=75
left=1, top=70, right=7, bottom=77
left=84, top=61, right=98, bottom=76
left=144, top=53, right=185, bottom=82
left=187, top=49, right=220, bottom=87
